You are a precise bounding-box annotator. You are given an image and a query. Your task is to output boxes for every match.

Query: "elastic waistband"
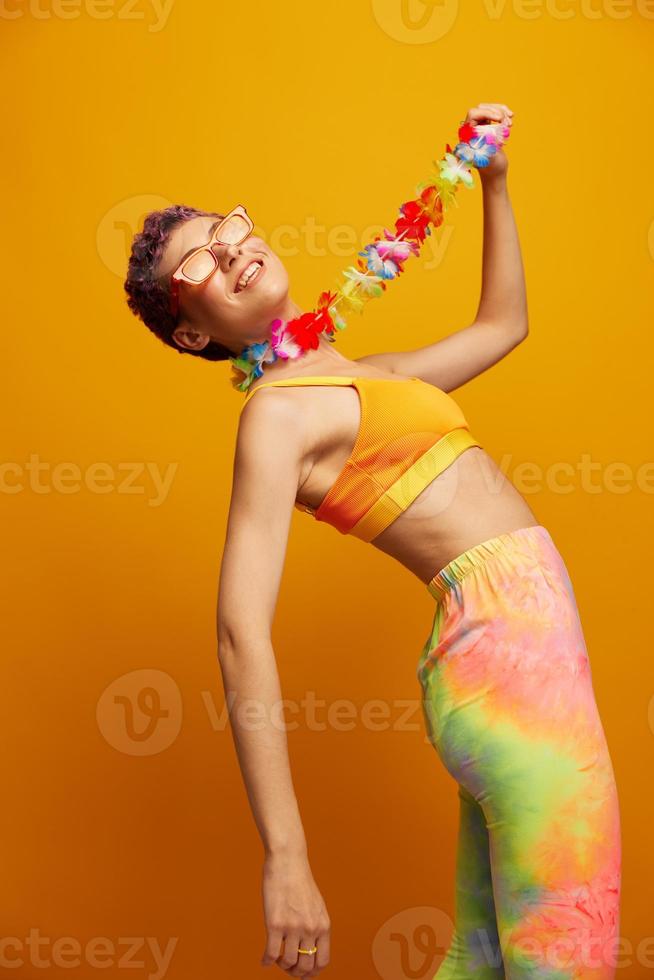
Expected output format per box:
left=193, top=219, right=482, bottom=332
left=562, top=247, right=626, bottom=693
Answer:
left=426, top=524, right=553, bottom=602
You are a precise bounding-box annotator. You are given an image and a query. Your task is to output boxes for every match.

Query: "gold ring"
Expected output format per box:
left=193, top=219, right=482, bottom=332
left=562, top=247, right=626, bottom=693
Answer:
left=298, top=945, right=318, bottom=955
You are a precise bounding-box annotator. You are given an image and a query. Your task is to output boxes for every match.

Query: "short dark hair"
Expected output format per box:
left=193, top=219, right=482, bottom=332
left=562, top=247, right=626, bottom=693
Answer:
left=124, top=204, right=231, bottom=361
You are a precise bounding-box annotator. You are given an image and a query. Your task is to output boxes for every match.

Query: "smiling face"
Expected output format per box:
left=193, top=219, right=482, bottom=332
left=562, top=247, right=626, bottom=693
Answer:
left=156, top=214, right=298, bottom=356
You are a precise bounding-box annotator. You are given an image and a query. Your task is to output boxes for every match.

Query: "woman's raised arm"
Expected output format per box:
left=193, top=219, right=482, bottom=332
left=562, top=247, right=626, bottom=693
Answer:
left=357, top=102, right=528, bottom=394
left=217, top=391, right=331, bottom=974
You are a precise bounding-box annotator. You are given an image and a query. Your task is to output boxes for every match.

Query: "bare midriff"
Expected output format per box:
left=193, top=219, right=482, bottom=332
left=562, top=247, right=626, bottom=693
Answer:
left=367, top=445, right=539, bottom=585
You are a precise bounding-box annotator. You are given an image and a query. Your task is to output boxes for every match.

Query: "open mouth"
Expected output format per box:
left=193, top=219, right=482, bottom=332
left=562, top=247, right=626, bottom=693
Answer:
left=234, top=260, right=264, bottom=294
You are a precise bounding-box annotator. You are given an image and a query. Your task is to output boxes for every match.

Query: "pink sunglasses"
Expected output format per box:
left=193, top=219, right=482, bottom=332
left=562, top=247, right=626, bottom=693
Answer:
left=169, top=205, right=254, bottom=319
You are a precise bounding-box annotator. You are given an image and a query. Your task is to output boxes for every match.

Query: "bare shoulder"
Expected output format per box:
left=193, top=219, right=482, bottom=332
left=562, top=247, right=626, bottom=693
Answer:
left=234, top=386, right=311, bottom=487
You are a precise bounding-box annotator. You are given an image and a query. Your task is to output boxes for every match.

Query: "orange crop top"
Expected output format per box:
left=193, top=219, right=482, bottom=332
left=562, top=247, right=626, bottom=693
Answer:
left=240, top=375, right=482, bottom=542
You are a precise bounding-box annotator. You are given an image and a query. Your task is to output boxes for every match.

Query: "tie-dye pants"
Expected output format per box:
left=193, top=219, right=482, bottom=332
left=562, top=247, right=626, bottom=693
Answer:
left=417, top=525, right=621, bottom=979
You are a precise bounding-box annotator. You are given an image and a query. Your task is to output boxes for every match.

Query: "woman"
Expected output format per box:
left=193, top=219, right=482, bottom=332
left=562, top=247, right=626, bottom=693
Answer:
left=124, top=103, right=622, bottom=979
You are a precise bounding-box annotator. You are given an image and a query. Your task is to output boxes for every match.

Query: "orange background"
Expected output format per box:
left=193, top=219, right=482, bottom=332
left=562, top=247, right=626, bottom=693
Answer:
left=2, top=1, right=653, bottom=977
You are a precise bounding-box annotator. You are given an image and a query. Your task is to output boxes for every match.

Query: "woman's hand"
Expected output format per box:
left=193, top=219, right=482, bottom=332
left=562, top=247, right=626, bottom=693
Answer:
left=261, top=851, right=331, bottom=976
left=463, top=102, right=514, bottom=183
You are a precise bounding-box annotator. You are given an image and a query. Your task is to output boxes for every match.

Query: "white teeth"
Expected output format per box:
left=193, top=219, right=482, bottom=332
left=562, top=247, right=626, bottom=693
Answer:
left=236, top=261, right=262, bottom=292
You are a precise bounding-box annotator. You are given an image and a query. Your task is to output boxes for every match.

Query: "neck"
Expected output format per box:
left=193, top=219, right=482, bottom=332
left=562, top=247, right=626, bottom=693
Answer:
left=230, top=298, right=304, bottom=356
left=250, top=334, right=351, bottom=380
left=227, top=296, right=349, bottom=390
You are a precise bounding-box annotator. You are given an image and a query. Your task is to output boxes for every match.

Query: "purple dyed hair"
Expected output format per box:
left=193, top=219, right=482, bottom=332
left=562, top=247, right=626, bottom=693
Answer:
left=123, top=204, right=230, bottom=361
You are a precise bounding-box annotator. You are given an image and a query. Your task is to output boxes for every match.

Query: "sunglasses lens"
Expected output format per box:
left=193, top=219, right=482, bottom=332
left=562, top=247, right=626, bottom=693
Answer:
left=182, top=250, right=217, bottom=282
left=217, top=214, right=251, bottom=245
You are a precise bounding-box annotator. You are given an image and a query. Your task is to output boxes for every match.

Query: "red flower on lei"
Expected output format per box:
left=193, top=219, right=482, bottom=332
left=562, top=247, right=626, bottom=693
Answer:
left=287, top=294, right=337, bottom=351
left=394, top=199, right=431, bottom=244
left=287, top=312, right=323, bottom=351
left=458, top=122, right=477, bottom=144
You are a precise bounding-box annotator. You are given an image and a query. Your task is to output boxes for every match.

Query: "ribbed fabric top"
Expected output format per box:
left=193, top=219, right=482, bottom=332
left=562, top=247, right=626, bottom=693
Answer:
left=240, top=375, right=476, bottom=536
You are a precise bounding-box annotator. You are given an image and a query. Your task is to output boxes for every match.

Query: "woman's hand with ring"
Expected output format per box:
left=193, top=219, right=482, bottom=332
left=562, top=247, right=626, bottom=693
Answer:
left=261, top=851, right=331, bottom=976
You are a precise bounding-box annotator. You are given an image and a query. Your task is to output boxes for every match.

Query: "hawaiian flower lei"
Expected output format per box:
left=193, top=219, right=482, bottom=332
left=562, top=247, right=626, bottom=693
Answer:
left=229, top=119, right=511, bottom=393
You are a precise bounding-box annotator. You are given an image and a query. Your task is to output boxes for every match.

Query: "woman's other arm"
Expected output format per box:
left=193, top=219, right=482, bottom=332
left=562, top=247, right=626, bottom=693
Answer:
left=217, top=392, right=331, bottom=974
